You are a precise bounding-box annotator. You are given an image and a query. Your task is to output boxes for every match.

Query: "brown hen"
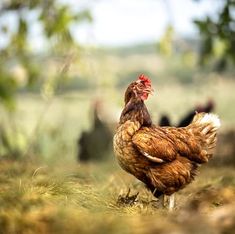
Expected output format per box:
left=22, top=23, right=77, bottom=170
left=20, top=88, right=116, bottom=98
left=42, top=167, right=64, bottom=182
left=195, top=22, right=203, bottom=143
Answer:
left=113, top=75, right=221, bottom=210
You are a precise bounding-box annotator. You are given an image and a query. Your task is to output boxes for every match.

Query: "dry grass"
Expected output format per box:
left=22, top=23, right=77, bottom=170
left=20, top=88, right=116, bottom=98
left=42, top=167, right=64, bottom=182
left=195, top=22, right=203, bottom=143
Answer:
left=0, top=159, right=235, bottom=234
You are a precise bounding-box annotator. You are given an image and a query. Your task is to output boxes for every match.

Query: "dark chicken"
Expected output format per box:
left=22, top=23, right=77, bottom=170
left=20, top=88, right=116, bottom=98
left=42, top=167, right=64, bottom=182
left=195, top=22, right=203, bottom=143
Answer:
left=113, top=75, right=220, bottom=210
left=177, top=99, right=215, bottom=127
left=78, top=100, right=112, bottom=162
left=159, top=99, right=215, bottom=127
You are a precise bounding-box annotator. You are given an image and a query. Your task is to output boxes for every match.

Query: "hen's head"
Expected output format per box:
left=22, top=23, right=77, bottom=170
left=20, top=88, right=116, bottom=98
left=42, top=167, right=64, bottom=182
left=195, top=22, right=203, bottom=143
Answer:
left=124, top=74, right=154, bottom=104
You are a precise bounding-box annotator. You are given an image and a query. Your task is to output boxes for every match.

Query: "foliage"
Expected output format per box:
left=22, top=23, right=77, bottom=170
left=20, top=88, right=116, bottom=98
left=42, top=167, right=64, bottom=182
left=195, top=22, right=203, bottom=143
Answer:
left=194, top=0, right=235, bottom=71
left=0, top=71, right=18, bottom=109
left=0, top=0, right=92, bottom=158
left=159, top=25, right=174, bottom=57
left=0, top=0, right=92, bottom=109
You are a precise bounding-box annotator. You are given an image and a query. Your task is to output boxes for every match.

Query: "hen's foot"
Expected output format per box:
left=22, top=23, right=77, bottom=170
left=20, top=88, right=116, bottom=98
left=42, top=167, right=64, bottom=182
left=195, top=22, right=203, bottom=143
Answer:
left=157, top=194, right=166, bottom=209
left=169, top=194, right=175, bottom=211
left=155, top=193, right=175, bottom=211
left=117, top=188, right=139, bottom=206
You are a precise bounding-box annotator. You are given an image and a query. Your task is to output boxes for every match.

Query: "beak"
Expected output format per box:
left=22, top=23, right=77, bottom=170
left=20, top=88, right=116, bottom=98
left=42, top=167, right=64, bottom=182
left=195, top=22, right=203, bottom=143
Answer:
left=145, top=86, right=154, bottom=95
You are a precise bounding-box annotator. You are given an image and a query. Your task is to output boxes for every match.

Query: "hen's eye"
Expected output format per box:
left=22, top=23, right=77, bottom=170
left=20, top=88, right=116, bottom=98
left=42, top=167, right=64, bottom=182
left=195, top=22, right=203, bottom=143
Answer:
left=137, top=83, right=144, bottom=89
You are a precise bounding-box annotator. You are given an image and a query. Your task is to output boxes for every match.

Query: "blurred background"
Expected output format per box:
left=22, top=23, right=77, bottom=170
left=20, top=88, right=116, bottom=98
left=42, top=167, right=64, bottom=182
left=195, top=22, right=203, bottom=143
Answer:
left=0, top=0, right=235, bottom=233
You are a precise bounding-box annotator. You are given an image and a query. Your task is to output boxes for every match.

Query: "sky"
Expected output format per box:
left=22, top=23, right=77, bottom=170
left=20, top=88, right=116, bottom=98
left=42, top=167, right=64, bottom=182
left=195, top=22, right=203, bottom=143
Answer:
left=0, top=0, right=222, bottom=49
left=71, top=0, right=222, bottom=46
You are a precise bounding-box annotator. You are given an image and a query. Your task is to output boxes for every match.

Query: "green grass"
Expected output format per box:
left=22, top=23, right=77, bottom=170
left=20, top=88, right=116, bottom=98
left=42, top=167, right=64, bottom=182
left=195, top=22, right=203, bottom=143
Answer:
left=0, top=159, right=235, bottom=234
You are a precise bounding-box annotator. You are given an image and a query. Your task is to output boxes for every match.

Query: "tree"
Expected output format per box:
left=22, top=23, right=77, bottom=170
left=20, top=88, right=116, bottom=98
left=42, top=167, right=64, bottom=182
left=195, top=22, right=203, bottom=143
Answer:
left=194, top=0, right=235, bottom=71
left=0, top=0, right=92, bottom=159
left=0, top=0, right=92, bottom=109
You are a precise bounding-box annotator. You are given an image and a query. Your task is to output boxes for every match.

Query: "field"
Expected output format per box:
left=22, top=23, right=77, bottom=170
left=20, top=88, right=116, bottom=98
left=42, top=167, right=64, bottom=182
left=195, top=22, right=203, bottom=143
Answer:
left=0, top=160, right=235, bottom=234
left=0, top=48, right=235, bottom=233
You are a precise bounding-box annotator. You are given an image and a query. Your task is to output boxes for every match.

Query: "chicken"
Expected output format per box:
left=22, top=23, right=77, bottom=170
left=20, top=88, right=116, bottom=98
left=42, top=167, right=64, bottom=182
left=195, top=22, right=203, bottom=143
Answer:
left=78, top=100, right=112, bottom=162
left=158, top=99, right=215, bottom=127
left=177, top=99, right=215, bottom=127
left=113, top=74, right=220, bottom=210
left=159, top=114, right=172, bottom=127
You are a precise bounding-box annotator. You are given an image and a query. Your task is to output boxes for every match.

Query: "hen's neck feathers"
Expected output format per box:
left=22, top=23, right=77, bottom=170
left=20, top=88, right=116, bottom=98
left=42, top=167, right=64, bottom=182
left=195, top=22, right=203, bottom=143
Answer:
left=119, top=97, right=152, bottom=126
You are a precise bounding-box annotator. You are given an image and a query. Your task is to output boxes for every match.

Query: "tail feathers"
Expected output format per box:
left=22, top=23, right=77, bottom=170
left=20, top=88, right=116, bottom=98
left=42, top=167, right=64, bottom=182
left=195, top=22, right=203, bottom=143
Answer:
left=191, top=112, right=221, bottom=161
left=192, top=112, right=221, bottom=130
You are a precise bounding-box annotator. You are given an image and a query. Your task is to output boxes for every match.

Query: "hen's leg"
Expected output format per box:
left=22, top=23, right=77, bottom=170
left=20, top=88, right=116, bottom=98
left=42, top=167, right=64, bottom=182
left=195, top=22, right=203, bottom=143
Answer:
left=153, top=189, right=166, bottom=209
left=158, top=194, right=166, bottom=208
left=169, top=194, right=175, bottom=211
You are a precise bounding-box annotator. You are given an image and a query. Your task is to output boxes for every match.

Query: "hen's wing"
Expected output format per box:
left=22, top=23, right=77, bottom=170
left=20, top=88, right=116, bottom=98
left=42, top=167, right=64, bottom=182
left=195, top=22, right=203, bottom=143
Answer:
left=132, top=126, right=206, bottom=164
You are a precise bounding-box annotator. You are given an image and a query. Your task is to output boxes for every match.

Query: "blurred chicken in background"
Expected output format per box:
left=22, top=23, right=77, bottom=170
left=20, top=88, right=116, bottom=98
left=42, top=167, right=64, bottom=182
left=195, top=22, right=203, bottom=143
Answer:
left=159, top=99, right=215, bottom=127
left=177, top=99, right=215, bottom=127
left=159, top=114, right=172, bottom=127
left=78, top=99, right=113, bottom=162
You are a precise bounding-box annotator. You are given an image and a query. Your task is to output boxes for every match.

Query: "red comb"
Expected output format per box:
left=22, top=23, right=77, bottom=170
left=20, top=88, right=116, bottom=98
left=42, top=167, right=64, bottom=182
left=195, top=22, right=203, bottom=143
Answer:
left=138, top=74, right=151, bottom=85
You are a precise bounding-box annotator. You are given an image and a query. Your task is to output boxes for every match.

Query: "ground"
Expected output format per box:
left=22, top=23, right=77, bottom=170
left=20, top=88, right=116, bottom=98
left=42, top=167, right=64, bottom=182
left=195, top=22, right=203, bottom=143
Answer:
left=0, top=159, right=234, bottom=234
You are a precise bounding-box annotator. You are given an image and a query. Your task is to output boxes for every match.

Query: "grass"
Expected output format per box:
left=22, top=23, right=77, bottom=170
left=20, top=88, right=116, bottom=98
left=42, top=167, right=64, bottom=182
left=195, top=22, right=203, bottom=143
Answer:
left=0, top=159, right=235, bottom=234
